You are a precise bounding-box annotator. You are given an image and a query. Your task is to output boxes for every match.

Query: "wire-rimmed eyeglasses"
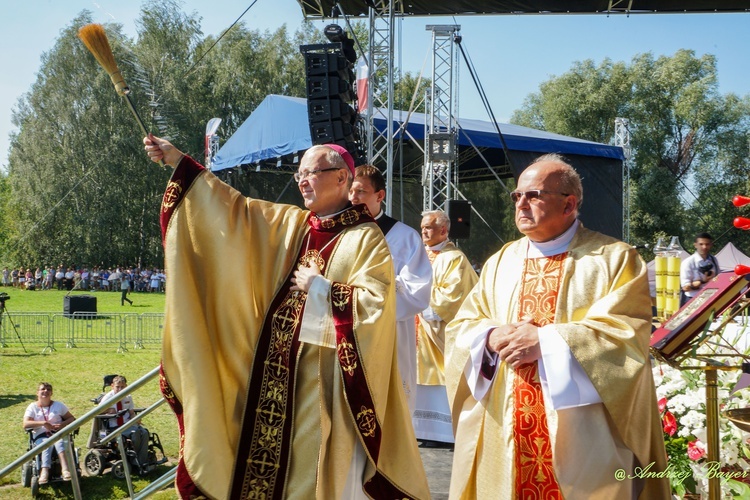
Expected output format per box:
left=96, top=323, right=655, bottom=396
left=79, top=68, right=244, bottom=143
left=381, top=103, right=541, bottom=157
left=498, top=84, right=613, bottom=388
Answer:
left=294, top=167, right=342, bottom=182
left=509, top=190, right=570, bottom=204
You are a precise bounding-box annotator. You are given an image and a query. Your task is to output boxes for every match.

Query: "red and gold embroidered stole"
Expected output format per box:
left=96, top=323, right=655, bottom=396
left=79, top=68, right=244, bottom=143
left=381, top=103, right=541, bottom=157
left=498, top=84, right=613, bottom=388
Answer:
left=513, top=252, right=566, bottom=499
left=228, top=206, right=371, bottom=499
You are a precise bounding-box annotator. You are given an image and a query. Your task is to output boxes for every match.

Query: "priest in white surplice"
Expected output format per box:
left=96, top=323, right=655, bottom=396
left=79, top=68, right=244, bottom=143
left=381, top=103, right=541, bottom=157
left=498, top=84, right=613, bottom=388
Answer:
left=349, top=165, right=432, bottom=414
left=444, top=154, right=669, bottom=499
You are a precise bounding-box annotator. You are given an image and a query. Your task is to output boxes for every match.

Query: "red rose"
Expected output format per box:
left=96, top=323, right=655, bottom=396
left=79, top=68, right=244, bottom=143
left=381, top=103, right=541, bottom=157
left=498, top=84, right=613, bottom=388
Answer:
left=687, top=440, right=706, bottom=461
left=662, top=411, right=677, bottom=436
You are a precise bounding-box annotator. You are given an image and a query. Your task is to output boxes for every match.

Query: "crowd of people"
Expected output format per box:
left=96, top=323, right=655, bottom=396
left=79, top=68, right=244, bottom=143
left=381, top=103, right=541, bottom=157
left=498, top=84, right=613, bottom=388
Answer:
left=1, top=266, right=166, bottom=293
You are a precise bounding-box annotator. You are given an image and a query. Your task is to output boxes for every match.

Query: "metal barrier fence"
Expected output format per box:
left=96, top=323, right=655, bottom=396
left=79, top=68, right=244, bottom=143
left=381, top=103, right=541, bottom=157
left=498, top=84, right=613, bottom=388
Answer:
left=0, top=312, right=165, bottom=351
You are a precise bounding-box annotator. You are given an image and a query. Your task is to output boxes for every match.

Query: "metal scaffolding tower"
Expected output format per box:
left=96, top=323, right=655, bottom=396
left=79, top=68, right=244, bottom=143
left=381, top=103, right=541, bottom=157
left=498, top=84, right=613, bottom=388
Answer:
left=615, top=117, right=632, bottom=243
left=362, top=8, right=461, bottom=215
left=423, top=25, right=460, bottom=212
left=366, top=1, right=397, bottom=214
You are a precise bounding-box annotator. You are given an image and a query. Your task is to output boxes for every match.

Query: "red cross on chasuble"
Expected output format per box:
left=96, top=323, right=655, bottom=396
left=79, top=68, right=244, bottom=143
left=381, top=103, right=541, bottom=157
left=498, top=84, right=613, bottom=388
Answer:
left=513, top=252, right=566, bottom=499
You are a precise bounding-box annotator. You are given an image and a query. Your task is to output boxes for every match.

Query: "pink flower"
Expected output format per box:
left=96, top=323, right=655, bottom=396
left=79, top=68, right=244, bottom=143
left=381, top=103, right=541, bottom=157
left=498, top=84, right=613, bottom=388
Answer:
left=687, top=440, right=706, bottom=461
left=658, top=397, right=667, bottom=414
left=662, top=411, right=677, bottom=436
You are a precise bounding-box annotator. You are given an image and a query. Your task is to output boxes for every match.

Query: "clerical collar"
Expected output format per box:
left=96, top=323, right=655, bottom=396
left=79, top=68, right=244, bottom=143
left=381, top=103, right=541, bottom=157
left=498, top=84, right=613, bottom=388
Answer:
left=373, top=210, right=383, bottom=220
left=527, top=219, right=579, bottom=258
left=427, top=240, right=450, bottom=252
left=317, top=205, right=351, bottom=219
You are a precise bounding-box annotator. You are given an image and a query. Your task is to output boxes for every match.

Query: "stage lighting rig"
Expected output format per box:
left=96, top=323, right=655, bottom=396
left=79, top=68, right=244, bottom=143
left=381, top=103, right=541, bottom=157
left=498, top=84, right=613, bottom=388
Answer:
left=323, top=24, right=357, bottom=64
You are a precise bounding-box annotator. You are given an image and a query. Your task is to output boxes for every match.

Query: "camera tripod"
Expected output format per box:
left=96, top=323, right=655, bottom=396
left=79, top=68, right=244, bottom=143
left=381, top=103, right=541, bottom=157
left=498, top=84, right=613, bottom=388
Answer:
left=0, top=296, right=27, bottom=353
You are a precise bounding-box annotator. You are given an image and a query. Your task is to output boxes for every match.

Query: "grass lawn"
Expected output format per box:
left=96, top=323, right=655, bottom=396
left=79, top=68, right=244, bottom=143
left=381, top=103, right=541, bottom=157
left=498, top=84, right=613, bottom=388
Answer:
left=0, top=287, right=178, bottom=499
left=1, top=288, right=166, bottom=314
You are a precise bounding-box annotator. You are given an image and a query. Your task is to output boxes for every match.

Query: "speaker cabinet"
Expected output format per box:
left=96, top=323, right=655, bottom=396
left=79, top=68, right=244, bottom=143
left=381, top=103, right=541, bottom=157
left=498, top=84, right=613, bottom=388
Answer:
left=63, top=295, right=97, bottom=318
left=448, top=200, right=472, bottom=239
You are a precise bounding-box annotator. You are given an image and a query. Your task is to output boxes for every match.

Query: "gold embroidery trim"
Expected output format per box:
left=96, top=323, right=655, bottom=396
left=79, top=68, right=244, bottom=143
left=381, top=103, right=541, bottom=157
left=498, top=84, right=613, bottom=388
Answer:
left=162, top=180, right=183, bottom=212
left=337, top=340, right=359, bottom=376
left=331, top=282, right=352, bottom=311
left=238, top=289, right=304, bottom=498
left=356, top=406, right=377, bottom=438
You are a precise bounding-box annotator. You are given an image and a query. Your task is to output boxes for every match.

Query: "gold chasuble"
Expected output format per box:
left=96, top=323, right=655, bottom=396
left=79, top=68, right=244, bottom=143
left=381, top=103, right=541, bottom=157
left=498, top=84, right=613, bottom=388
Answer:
left=417, top=242, right=478, bottom=385
left=444, top=226, right=670, bottom=500
left=158, top=156, right=429, bottom=500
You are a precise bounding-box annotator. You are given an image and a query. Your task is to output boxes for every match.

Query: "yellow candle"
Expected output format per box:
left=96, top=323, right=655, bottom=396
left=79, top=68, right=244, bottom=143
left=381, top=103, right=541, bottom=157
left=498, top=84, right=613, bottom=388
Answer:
left=668, top=275, right=681, bottom=294
left=667, top=256, right=680, bottom=274
left=656, top=295, right=665, bottom=318
left=655, top=256, right=667, bottom=274
left=655, top=275, right=667, bottom=290
left=665, top=297, right=677, bottom=318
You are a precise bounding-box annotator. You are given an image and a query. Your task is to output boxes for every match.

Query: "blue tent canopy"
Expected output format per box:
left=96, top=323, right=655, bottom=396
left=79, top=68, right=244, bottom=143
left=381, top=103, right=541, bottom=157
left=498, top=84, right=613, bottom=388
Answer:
left=211, top=94, right=623, bottom=172
left=212, top=94, right=625, bottom=238
left=212, top=95, right=312, bottom=169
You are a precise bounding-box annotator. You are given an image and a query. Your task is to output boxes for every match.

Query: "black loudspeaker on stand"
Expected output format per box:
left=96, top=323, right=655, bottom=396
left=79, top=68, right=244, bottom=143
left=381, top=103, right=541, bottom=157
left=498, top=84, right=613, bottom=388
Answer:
left=448, top=200, right=472, bottom=239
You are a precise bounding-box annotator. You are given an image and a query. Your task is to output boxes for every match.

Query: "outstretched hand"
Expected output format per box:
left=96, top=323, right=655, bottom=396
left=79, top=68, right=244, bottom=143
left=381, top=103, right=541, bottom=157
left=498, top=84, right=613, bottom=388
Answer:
left=143, top=133, right=184, bottom=168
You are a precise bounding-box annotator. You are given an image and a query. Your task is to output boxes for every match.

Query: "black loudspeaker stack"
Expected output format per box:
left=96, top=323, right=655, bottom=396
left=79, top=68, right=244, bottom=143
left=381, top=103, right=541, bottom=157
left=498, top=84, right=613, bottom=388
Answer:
left=448, top=200, right=472, bottom=239
left=300, top=25, right=363, bottom=164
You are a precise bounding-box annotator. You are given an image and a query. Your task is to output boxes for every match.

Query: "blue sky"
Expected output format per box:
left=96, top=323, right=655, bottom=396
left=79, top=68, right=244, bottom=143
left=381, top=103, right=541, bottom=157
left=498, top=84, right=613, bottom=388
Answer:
left=1, top=0, right=749, bottom=170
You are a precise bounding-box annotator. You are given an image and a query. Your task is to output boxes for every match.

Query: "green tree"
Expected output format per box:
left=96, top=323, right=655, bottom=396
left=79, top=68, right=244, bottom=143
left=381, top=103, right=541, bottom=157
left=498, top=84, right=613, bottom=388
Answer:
left=686, top=94, right=750, bottom=250
left=0, top=172, right=11, bottom=266
left=511, top=49, right=750, bottom=253
left=4, top=0, right=329, bottom=268
left=6, top=12, right=166, bottom=268
left=512, top=58, right=631, bottom=143
left=393, top=71, right=430, bottom=114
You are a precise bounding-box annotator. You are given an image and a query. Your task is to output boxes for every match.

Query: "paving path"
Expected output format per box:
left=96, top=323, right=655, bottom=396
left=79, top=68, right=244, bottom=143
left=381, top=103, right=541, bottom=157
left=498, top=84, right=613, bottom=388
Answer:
left=418, top=443, right=453, bottom=499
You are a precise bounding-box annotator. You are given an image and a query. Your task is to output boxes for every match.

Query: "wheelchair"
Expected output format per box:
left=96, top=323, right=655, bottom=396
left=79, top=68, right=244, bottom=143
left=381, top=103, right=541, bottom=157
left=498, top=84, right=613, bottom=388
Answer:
left=83, top=375, right=167, bottom=479
left=21, top=429, right=80, bottom=498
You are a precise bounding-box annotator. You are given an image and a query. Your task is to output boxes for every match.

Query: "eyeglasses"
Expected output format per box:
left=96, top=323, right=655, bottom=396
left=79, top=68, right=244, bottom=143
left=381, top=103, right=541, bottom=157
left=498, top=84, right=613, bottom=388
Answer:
left=509, top=190, right=570, bottom=204
left=294, top=167, right=342, bottom=182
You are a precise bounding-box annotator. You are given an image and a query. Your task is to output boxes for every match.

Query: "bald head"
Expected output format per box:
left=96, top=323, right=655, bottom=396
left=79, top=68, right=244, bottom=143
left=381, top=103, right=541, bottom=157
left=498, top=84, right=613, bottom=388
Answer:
left=297, top=147, right=352, bottom=215
left=513, top=155, right=581, bottom=242
left=527, top=154, right=583, bottom=210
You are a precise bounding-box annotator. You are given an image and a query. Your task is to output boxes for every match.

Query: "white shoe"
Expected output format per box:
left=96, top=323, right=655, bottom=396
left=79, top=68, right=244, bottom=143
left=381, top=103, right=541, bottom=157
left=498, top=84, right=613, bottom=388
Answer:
left=39, top=468, right=49, bottom=484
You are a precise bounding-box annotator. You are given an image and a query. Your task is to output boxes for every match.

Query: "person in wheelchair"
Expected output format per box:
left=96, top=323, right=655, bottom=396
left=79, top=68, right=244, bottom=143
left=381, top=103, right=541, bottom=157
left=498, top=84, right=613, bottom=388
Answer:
left=22, top=382, right=76, bottom=484
left=99, top=375, right=150, bottom=474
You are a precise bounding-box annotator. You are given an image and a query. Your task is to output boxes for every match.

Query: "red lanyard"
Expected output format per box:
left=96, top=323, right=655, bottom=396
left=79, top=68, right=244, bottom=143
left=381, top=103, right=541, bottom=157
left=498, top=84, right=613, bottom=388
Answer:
left=40, top=403, right=50, bottom=422
left=39, top=403, right=52, bottom=436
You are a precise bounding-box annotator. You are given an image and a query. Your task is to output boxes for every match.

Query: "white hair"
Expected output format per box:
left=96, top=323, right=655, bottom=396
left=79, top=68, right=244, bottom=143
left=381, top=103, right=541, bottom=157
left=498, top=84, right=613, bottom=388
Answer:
left=421, top=210, right=450, bottom=231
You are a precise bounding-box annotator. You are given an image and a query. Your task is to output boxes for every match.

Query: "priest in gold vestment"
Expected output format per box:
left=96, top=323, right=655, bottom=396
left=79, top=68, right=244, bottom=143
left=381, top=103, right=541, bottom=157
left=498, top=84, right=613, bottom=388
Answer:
left=144, top=136, right=429, bottom=500
left=414, top=211, right=478, bottom=444
left=444, top=154, right=669, bottom=499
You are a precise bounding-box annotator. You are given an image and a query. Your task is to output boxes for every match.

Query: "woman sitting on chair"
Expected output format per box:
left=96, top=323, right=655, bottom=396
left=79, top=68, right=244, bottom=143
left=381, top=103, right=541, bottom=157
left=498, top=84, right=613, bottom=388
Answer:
left=22, top=382, right=76, bottom=483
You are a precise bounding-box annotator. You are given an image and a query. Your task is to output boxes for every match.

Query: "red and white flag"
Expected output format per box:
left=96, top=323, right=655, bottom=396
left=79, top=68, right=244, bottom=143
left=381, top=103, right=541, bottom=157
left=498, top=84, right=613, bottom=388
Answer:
left=356, top=56, right=369, bottom=114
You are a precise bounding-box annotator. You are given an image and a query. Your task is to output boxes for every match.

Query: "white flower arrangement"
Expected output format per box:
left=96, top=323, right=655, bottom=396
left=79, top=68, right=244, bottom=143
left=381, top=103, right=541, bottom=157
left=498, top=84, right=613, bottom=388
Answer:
left=652, top=321, right=750, bottom=498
